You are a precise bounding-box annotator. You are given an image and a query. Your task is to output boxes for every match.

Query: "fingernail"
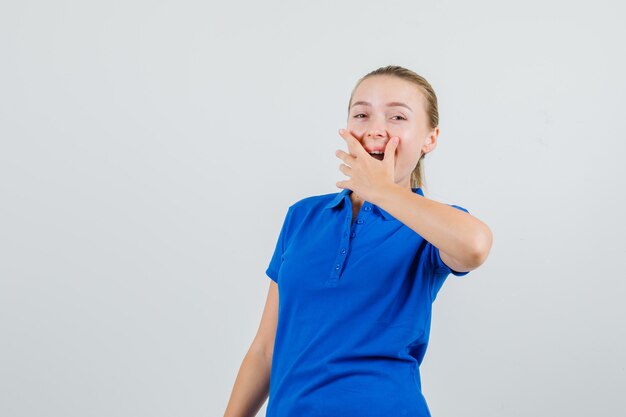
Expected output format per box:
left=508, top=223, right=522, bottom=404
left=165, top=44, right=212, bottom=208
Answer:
left=339, top=129, right=345, bottom=134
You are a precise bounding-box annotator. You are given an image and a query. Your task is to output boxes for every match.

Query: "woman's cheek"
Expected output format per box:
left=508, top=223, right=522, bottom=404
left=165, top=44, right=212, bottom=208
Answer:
left=395, top=140, right=414, bottom=166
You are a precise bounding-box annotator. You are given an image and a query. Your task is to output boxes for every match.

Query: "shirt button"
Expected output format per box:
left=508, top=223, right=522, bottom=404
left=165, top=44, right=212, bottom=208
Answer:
left=364, top=206, right=371, bottom=211
left=351, top=232, right=356, bottom=238
left=341, top=248, right=346, bottom=254
left=335, top=264, right=340, bottom=270
left=356, top=219, right=364, bottom=224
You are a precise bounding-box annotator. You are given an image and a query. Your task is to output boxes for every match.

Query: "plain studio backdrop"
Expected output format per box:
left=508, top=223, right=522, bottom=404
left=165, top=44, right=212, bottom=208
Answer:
left=1, top=1, right=625, bottom=416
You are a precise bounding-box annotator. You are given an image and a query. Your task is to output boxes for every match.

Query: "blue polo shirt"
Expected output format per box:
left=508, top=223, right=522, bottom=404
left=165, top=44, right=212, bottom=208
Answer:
left=265, top=187, right=470, bottom=417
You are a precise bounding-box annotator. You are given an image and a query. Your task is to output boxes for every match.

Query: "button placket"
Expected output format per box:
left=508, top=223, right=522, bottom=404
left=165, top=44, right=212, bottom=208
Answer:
left=326, top=200, right=374, bottom=287
left=349, top=202, right=377, bottom=242
left=351, top=202, right=373, bottom=237
left=326, top=211, right=353, bottom=286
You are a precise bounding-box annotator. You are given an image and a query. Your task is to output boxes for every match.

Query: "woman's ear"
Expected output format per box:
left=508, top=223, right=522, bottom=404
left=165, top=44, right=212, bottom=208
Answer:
left=422, top=127, right=439, bottom=154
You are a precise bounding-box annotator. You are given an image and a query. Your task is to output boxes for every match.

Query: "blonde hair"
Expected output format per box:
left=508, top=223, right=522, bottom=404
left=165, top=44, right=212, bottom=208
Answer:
left=347, top=65, right=439, bottom=190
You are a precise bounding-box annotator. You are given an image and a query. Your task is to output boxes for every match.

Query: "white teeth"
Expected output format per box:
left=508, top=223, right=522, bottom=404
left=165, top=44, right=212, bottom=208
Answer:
left=370, top=151, right=384, bottom=154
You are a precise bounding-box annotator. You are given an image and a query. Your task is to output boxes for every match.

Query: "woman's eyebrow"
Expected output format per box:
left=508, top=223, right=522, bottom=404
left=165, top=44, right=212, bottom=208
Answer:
left=351, top=101, right=413, bottom=112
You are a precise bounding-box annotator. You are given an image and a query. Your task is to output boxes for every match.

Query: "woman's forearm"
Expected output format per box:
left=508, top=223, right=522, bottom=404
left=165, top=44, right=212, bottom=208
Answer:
left=223, top=347, right=272, bottom=417
left=373, top=184, right=492, bottom=270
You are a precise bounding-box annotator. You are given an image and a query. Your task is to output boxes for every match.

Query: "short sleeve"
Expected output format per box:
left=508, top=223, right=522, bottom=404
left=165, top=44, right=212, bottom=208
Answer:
left=424, top=204, right=471, bottom=300
left=265, top=206, right=293, bottom=283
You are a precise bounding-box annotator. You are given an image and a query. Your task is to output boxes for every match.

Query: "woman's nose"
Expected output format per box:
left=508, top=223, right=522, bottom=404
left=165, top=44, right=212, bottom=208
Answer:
left=366, top=127, right=387, bottom=139
left=365, top=117, right=387, bottom=138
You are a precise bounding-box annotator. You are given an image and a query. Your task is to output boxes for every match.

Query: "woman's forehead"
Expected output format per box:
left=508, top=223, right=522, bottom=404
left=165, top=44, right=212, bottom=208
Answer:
left=353, top=76, right=424, bottom=109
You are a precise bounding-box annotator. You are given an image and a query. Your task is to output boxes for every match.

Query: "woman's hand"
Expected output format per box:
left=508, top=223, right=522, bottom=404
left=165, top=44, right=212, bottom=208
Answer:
left=335, top=128, right=399, bottom=204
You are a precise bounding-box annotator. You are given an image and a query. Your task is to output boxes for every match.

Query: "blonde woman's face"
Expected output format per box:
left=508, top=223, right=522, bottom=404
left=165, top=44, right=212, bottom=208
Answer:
left=346, top=75, right=438, bottom=189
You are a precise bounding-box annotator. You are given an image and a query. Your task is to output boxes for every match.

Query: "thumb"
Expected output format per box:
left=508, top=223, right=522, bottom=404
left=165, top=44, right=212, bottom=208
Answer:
left=383, top=137, right=399, bottom=164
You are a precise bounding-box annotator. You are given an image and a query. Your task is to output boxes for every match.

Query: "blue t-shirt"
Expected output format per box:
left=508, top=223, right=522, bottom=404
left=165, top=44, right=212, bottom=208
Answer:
left=265, top=187, right=470, bottom=417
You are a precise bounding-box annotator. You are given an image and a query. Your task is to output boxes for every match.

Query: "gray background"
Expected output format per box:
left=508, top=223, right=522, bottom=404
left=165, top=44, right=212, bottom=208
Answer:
left=1, top=1, right=625, bottom=416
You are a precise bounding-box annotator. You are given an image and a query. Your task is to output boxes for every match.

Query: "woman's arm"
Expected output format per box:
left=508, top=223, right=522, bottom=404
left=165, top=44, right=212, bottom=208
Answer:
left=222, top=348, right=271, bottom=417
left=223, top=281, right=279, bottom=417
left=374, top=184, right=492, bottom=272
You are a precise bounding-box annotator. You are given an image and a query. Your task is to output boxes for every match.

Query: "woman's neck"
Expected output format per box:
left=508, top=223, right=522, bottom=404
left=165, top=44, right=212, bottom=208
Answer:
left=349, top=191, right=363, bottom=208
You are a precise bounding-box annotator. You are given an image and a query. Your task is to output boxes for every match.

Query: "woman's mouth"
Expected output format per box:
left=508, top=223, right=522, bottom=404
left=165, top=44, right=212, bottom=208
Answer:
left=369, top=152, right=384, bottom=161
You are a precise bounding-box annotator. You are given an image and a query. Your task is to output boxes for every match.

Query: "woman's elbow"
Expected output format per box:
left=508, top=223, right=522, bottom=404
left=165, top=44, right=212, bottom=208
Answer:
left=471, top=225, right=493, bottom=268
left=474, top=225, right=493, bottom=267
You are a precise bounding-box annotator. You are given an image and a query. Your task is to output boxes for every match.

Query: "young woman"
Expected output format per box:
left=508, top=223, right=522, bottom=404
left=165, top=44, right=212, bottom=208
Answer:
left=223, top=65, right=493, bottom=417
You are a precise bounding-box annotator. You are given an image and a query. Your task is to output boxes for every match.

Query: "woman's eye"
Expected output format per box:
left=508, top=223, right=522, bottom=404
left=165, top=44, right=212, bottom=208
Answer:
left=353, top=114, right=406, bottom=120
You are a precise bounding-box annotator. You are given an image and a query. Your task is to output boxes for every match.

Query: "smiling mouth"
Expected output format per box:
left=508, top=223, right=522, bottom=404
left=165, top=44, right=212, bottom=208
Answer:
left=369, top=152, right=384, bottom=161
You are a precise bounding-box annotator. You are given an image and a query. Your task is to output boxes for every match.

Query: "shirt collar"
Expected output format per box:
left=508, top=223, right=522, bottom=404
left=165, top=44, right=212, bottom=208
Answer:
left=323, top=187, right=424, bottom=221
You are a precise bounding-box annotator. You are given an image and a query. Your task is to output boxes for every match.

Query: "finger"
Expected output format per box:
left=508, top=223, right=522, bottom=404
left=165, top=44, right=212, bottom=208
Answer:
left=338, top=129, right=355, bottom=155
left=383, top=137, right=399, bottom=166
left=338, top=129, right=367, bottom=158
left=335, top=149, right=356, bottom=165
left=339, top=163, right=352, bottom=176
